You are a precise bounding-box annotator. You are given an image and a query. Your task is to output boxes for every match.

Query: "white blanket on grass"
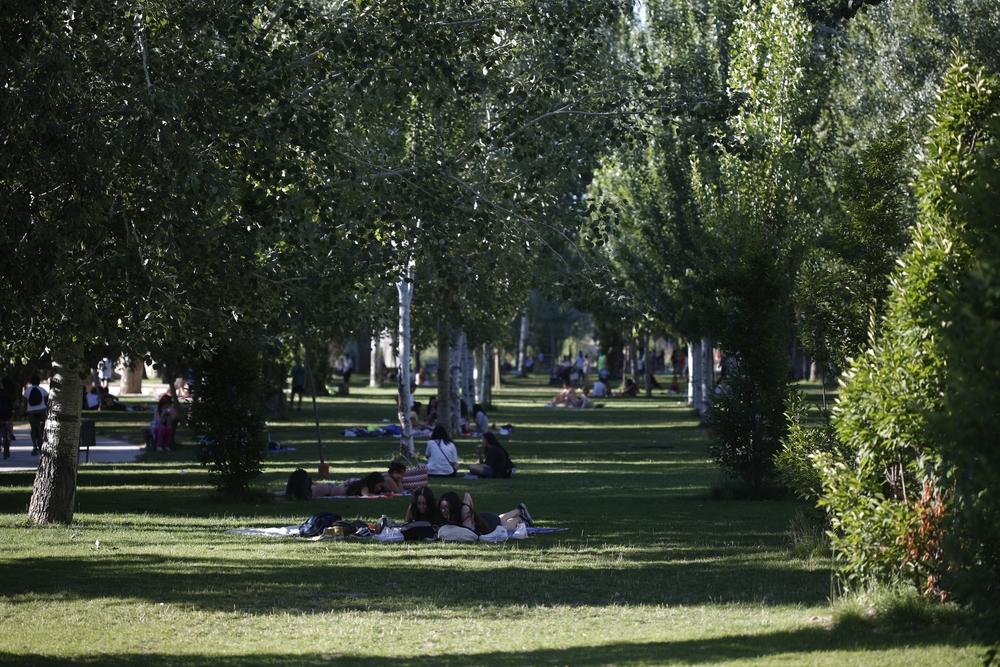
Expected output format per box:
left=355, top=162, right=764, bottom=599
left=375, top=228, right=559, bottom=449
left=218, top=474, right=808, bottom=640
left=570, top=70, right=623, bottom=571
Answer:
left=226, top=526, right=301, bottom=537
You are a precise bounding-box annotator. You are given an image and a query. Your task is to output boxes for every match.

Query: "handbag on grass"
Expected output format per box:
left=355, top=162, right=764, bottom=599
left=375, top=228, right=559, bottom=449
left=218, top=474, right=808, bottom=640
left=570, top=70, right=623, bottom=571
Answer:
left=401, top=465, right=428, bottom=491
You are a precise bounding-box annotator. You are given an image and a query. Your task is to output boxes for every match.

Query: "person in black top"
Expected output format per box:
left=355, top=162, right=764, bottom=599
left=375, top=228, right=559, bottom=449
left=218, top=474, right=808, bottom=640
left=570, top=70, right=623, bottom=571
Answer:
left=468, top=432, right=512, bottom=478
left=437, top=490, right=533, bottom=535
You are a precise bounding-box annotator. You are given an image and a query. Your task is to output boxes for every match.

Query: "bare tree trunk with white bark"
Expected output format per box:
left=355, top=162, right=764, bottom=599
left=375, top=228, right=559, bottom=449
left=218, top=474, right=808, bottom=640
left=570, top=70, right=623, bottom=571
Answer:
left=516, top=312, right=529, bottom=377
left=397, top=263, right=415, bottom=456
left=28, top=341, right=86, bottom=525
left=119, top=356, right=143, bottom=394
left=370, top=333, right=379, bottom=388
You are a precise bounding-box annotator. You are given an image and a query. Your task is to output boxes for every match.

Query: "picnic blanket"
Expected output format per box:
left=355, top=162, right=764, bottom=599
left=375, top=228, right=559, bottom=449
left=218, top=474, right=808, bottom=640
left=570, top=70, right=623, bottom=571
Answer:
left=225, top=525, right=566, bottom=538
left=339, top=425, right=435, bottom=438
left=317, top=492, right=410, bottom=499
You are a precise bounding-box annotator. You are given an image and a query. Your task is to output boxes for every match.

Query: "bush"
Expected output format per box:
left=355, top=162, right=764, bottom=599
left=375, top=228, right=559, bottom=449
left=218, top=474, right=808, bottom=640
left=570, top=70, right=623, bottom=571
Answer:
left=191, top=342, right=267, bottom=498
left=708, top=358, right=790, bottom=498
left=934, top=114, right=1000, bottom=636
left=822, top=54, right=1000, bottom=600
left=775, top=391, right=846, bottom=502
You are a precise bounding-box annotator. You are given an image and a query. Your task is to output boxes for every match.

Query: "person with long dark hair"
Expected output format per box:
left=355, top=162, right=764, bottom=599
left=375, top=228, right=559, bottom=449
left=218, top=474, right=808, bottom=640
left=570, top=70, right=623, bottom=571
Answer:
left=272, top=470, right=386, bottom=498
left=404, top=486, right=439, bottom=523
left=437, top=490, right=533, bottom=535
left=425, top=425, right=459, bottom=477
left=468, top=432, right=512, bottom=478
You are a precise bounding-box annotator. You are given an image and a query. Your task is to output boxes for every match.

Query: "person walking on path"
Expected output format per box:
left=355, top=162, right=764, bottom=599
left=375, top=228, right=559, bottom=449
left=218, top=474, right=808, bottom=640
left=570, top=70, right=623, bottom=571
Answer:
left=23, top=375, right=49, bottom=456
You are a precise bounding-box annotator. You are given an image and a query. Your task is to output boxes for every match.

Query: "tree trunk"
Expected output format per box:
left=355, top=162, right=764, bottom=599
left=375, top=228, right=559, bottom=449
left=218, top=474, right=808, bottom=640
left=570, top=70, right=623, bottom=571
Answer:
left=493, top=347, right=502, bottom=391
left=462, top=336, right=476, bottom=411
left=478, top=344, right=489, bottom=406
left=701, top=339, right=713, bottom=410
left=516, top=312, right=529, bottom=377
left=370, top=333, right=379, bottom=387
left=449, top=329, right=463, bottom=435
left=436, top=322, right=452, bottom=436
left=644, top=332, right=653, bottom=398
left=28, top=340, right=85, bottom=525
left=688, top=341, right=700, bottom=414
left=357, top=332, right=371, bottom=385
left=119, top=356, right=143, bottom=394
left=397, top=263, right=415, bottom=456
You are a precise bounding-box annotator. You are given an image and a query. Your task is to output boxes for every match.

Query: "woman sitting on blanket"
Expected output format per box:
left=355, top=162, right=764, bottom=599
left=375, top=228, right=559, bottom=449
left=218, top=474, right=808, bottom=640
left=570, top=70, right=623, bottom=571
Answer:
left=437, top=490, right=533, bottom=534
left=273, top=470, right=387, bottom=499
left=468, top=432, right=512, bottom=478
left=403, top=486, right=440, bottom=524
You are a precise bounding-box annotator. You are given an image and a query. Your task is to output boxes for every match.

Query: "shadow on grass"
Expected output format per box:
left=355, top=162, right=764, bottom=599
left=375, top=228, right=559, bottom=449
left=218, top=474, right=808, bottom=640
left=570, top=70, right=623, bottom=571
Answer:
left=0, top=626, right=979, bottom=666
left=2, top=547, right=831, bottom=610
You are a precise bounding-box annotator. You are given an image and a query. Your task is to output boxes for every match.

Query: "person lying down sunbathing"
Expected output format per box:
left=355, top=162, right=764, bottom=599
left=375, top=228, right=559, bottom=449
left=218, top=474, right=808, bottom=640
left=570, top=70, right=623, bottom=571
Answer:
left=272, top=470, right=387, bottom=500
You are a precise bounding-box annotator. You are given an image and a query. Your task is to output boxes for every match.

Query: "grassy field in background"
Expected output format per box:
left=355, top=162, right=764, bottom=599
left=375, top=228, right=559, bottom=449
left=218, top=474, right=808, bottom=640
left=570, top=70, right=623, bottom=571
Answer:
left=0, top=375, right=982, bottom=666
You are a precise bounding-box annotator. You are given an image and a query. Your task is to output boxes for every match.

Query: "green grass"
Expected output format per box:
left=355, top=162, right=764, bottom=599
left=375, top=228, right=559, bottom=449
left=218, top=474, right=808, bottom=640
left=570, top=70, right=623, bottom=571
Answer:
left=0, top=377, right=983, bottom=665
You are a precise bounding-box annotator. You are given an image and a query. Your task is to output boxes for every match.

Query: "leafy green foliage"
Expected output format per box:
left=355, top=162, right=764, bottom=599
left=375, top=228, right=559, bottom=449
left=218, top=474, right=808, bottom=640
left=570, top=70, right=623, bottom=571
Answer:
left=775, top=392, right=844, bottom=501
left=821, top=54, right=1000, bottom=597
left=794, top=128, right=912, bottom=374
left=191, top=343, right=268, bottom=498
left=933, top=115, right=1000, bottom=632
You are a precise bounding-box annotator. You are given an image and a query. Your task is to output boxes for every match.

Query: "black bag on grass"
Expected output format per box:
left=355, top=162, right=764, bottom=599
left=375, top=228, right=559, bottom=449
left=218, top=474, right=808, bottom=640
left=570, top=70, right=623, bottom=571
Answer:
left=400, top=521, right=436, bottom=541
left=334, top=520, right=370, bottom=536
left=298, top=512, right=342, bottom=537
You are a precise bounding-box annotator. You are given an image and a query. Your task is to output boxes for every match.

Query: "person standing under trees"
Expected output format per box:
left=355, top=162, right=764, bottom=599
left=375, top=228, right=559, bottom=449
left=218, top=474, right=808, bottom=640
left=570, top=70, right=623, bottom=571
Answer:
left=597, top=352, right=608, bottom=381
left=290, top=360, right=306, bottom=411
left=342, top=354, right=354, bottom=385
left=22, top=375, right=48, bottom=456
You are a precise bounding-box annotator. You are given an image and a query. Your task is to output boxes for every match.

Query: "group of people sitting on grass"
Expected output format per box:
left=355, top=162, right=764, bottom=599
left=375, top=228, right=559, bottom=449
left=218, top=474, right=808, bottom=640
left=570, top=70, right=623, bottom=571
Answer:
left=398, top=395, right=490, bottom=436
left=402, top=485, right=533, bottom=534
left=425, top=426, right=513, bottom=478
left=272, top=426, right=514, bottom=501
left=545, top=375, right=658, bottom=408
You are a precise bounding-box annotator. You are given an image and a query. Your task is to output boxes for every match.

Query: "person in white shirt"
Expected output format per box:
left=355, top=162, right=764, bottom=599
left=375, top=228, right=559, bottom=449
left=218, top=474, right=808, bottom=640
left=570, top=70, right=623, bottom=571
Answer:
left=592, top=378, right=608, bottom=397
left=23, top=375, right=49, bottom=456
left=471, top=403, right=489, bottom=434
left=425, top=425, right=459, bottom=477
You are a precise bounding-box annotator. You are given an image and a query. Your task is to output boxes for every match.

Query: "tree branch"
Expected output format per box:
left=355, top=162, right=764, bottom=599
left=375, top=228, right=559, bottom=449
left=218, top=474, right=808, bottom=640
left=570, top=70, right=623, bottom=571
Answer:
left=258, top=1, right=288, bottom=42
left=442, top=171, right=589, bottom=271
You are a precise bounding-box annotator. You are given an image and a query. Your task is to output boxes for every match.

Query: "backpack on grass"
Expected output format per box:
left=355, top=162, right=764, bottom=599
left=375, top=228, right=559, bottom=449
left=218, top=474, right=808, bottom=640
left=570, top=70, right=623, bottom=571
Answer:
left=399, top=521, right=436, bottom=541
left=298, top=512, right=343, bottom=537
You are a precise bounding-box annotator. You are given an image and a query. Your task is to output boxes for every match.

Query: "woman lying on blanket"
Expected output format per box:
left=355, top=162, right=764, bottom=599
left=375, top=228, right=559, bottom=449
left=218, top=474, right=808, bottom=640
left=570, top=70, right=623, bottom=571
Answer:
left=436, top=490, right=533, bottom=534
left=272, top=470, right=387, bottom=499
left=383, top=461, right=406, bottom=493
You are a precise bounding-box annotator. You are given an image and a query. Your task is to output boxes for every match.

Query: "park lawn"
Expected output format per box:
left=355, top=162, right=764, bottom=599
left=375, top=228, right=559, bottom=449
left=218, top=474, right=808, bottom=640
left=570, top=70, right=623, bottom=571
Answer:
left=0, top=376, right=983, bottom=666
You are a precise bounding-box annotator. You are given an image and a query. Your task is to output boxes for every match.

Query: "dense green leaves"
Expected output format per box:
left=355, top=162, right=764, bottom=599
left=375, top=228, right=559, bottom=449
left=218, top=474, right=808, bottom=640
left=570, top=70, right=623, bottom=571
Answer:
left=820, top=55, right=1000, bottom=595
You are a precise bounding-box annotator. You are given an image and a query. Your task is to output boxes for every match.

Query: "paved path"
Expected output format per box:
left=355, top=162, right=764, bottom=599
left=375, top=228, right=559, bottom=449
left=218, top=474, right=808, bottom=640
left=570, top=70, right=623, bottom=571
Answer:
left=0, top=426, right=145, bottom=473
